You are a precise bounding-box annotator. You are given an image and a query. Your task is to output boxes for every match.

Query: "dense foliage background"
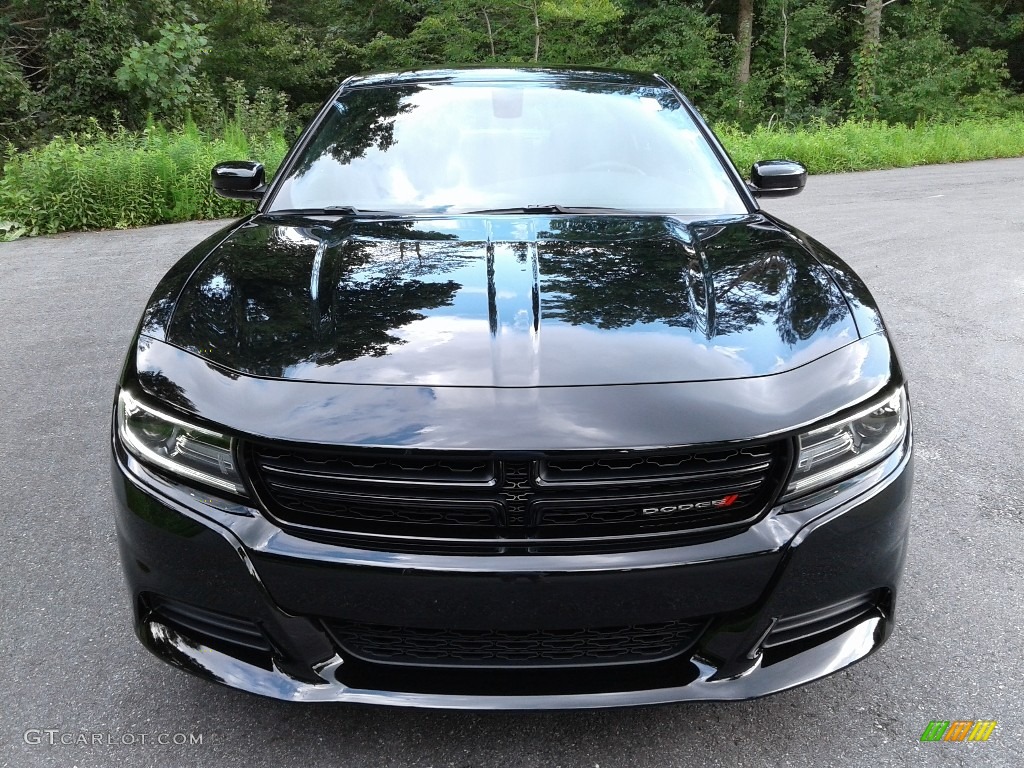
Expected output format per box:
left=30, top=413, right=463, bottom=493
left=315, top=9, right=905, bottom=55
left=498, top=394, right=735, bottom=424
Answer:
left=2, top=0, right=1023, bottom=237
left=4, top=0, right=1023, bottom=143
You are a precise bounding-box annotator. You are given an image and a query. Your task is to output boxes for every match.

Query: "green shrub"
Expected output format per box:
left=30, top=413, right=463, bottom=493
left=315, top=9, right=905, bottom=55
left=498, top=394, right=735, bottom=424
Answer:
left=3, top=116, right=1024, bottom=241
left=718, top=117, right=1024, bottom=176
left=0, top=120, right=286, bottom=239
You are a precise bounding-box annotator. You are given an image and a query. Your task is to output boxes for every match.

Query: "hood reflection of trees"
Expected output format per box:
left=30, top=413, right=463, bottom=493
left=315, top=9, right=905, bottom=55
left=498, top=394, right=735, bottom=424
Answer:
left=172, top=221, right=469, bottom=377
left=537, top=219, right=849, bottom=344
left=171, top=216, right=853, bottom=377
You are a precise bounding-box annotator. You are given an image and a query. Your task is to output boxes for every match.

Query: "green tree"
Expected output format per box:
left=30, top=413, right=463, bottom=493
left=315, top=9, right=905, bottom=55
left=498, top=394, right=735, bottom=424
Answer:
left=115, top=19, right=209, bottom=121
left=536, top=0, right=623, bottom=63
left=0, top=50, right=38, bottom=144
left=363, top=0, right=623, bottom=70
left=753, top=0, right=841, bottom=123
left=193, top=0, right=340, bottom=116
left=4, top=0, right=1024, bottom=158
left=871, top=0, right=1010, bottom=122
left=617, top=1, right=735, bottom=117
left=41, top=0, right=135, bottom=132
left=0, top=1, right=43, bottom=143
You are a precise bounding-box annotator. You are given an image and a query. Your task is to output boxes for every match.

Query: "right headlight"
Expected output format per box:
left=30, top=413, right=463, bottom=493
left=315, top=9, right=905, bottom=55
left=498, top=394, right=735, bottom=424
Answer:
left=782, top=386, right=909, bottom=501
left=117, top=389, right=246, bottom=496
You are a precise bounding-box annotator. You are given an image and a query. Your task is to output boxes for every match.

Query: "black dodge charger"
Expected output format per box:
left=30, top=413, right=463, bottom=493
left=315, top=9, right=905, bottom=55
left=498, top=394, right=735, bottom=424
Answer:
left=110, top=67, right=913, bottom=707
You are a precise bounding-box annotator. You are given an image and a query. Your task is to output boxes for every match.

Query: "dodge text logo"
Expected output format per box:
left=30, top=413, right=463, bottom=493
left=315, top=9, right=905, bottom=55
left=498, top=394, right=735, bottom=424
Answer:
left=642, top=494, right=740, bottom=516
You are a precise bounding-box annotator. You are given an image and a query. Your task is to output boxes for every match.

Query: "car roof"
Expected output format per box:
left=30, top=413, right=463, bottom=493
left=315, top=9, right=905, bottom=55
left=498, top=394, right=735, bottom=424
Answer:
left=344, top=66, right=666, bottom=90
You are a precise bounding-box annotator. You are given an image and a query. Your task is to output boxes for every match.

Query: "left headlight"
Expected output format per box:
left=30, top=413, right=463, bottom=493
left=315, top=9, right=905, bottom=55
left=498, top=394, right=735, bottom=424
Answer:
left=782, top=386, right=909, bottom=501
left=117, top=389, right=246, bottom=496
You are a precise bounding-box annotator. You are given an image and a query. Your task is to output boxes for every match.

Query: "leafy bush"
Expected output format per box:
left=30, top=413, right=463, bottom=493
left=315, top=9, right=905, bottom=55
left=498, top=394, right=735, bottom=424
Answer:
left=0, top=52, right=39, bottom=146
left=719, top=117, right=1024, bottom=175
left=868, top=1, right=1011, bottom=124
left=115, top=20, right=210, bottom=120
left=0, top=120, right=286, bottom=239
left=41, top=0, right=136, bottom=134
left=616, top=2, right=735, bottom=118
left=3, top=115, right=1024, bottom=241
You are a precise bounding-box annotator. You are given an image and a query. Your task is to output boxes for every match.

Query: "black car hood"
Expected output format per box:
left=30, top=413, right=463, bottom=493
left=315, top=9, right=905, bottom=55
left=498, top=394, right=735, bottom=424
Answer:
left=157, top=213, right=859, bottom=387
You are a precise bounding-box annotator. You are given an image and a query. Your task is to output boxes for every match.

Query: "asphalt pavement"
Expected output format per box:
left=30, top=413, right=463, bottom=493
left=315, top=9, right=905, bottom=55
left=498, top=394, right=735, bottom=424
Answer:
left=2, top=158, right=1023, bottom=767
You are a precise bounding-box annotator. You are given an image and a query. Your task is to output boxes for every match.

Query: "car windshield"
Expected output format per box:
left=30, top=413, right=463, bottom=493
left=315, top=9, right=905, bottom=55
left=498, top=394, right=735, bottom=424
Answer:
left=268, top=80, right=747, bottom=217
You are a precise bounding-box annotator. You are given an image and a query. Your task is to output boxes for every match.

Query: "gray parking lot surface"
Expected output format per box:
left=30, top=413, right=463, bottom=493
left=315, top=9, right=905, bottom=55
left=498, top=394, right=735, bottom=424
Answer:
left=2, top=158, right=1022, bottom=767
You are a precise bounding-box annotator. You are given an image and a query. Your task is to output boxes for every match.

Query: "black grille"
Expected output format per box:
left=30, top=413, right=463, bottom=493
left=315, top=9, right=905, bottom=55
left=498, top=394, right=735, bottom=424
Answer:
left=324, top=618, right=707, bottom=668
left=539, top=447, right=767, bottom=483
left=248, top=447, right=501, bottom=538
left=247, top=441, right=788, bottom=552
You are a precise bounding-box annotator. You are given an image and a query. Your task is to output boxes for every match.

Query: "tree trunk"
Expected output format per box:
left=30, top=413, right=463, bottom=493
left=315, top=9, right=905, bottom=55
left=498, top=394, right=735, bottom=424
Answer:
left=531, top=0, right=540, bottom=62
left=864, top=0, right=882, bottom=50
left=482, top=8, right=496, bottom=57
left=736, top=0, right=753, bottom=87
left=855, top=0, right=883, bottom=117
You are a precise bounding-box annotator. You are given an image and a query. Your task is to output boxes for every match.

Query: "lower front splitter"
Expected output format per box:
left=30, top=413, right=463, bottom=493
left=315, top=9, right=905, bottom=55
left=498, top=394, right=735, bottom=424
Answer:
left=140, top=612, right=888, bottom=708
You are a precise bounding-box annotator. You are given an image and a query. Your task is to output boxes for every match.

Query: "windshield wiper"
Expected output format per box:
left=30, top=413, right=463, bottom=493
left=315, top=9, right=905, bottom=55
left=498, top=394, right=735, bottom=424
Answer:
left=264, top=206, right=401, bottom=218
left=461, top=205, right=628, bottom=215
left=265, top=205, right=633, bottom=218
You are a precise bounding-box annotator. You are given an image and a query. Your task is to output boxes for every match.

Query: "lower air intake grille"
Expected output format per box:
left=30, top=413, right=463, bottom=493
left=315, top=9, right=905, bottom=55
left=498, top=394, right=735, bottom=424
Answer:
left=324, top=619, right=708, bottom=668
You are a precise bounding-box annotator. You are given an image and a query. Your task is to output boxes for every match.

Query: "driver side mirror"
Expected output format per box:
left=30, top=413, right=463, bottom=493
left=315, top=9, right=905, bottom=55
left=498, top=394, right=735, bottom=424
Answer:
left=748, top=160, right=807, bottom=198
left=211, top=161, right=267, bottom=201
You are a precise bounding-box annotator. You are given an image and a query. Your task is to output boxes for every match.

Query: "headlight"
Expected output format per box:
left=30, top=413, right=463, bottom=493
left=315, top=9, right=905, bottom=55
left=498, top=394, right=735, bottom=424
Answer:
left=782, top=387, right=909, bottom=501
left=117, top=390, right=246, bottom=496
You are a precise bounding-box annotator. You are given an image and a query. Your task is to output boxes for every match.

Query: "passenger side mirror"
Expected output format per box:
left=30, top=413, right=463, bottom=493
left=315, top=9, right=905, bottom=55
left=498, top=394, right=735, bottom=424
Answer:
left=748, top=160, right=807, bottom=198
left=211, top=161, right=267, bottom=201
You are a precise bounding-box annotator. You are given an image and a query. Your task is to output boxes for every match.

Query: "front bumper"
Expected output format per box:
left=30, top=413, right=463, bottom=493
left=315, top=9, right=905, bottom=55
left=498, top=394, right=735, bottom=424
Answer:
left=111, top=435, right=912, bottom=708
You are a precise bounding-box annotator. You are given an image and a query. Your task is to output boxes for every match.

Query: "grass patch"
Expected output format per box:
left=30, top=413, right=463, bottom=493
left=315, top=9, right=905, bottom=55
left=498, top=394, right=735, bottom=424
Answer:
left=718, top=116, right=1024, bottom=175
left=2, top=117, right=1024, bottom=240
left=0, top=121, right=287, bottom=240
